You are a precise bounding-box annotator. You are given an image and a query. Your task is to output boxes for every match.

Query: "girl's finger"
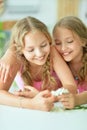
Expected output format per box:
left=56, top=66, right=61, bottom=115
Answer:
left=0, top=66, right=6, bottom=82
left=24, top=86, right=33, bottom=91
left=3, top=67, right=10, bottom=82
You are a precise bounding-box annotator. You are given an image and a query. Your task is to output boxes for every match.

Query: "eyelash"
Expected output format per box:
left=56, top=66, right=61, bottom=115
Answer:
left=55, top=40, right=73, bottom=45
left=55, top=43, right=61, bottom=45
left=67, top=40, right=73, bottom=43
left=27, top=43, right=47, bottom=52
left=28, top=49, right=34, bottom=52
left=41, top=43, right=47, bottom=47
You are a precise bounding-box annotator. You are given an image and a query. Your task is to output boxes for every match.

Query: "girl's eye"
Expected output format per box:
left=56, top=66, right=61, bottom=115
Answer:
left=55, top=42, right=61, bottom=45
left=67, top=40, right=73, bottom=43
left=41, top=43, right=47, bottom=47
left=27, top=49, right=34, bottom=52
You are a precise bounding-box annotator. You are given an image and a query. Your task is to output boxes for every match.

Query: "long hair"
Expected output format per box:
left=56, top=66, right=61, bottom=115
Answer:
left=53, top=16, right=87, bottom=81
left=9, top=16, right=57, bottom=90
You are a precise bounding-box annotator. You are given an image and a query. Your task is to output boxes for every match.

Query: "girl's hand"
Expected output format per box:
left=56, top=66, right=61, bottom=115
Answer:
left=14, top=86, right=39, bottom=98
left=31, top=90, right=55, bottom=111
left=58, top=93, right=76, bottom=109
left=0, top=50, right=21, bottom=83
left=0, top=56, right=11, bottom=83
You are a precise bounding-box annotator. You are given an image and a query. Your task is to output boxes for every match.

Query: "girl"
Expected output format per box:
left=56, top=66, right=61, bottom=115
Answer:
left=0, top=16, right=76, bottom=111
left=53, top=16, right=87, bottom=109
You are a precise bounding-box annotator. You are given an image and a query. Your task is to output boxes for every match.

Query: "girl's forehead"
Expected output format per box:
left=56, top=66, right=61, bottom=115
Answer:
left=24, top=30, right=48, bottom=47
left=55, top=27, right=72, bottom=33
left=55, top=27, right=79, bottom=37
left=54, top=27, right=73, bottom=37
left=25, top=30, right=46, bottom=38
left=54, top=27, right=81, bottom=41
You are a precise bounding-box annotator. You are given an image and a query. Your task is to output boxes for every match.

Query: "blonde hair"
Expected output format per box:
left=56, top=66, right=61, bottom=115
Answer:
left=53, top=16, right=87, bottom=81
left=10, top=16, right=57, bottom=90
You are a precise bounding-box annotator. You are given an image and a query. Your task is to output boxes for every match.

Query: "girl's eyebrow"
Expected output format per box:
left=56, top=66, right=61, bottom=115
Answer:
left=55, top=36, right=73, bottom=41
left=65, top=36, right=73, bottom=40
left=27, top=47, right=33, bottom=49
left=25, top=40, right=48, bottom=49
left=25, top=46, right=34, bottom=50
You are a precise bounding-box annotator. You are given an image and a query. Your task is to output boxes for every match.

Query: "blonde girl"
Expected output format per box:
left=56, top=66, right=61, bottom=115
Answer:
left=53, top=16, right=87, bottom=108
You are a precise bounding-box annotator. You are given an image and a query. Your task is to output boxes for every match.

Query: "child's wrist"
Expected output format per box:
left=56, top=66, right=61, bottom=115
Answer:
left=74, top=94, right=80, bottom=106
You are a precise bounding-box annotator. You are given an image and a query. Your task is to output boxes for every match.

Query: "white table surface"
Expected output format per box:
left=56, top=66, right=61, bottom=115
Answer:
left=0, top=103, right=87, bottom=130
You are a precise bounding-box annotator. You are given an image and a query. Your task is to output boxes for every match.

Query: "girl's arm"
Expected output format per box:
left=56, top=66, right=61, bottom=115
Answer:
left=51, top=46, right=77, bottom=93
left=14, top=85, right=39, bottom=98
left=0, top=45, right=21, bottom=90
left=0, top=64, right=55, bottom=111
left=0, top=89, right=54, bottom=111
left=0, top=59, right=20, bottom=90
left=58, top=91, right=87, bottom=109
left=75, top=91, right=87, bottom=106
left=0, top=49, right=54, bottom=111
left=0, top=46, right=21, bottom=82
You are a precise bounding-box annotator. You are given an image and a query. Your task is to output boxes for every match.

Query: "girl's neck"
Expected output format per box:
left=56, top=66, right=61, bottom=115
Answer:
left=69, top=61, right=81, bottom=69
left=69, top=59, right=82, bottom=73
left=68, top=51, right=83, bottom=80
left=69, top=50, right=83, bottom=69
left=69, top=60, right=82, bottom=81
left=30, top=65, right=43, bottom=81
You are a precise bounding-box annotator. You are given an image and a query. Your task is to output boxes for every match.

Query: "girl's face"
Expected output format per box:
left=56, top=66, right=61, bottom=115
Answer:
left=22, top=30, right=50, bottom=66
left=53, top=27, right=83, bottom=62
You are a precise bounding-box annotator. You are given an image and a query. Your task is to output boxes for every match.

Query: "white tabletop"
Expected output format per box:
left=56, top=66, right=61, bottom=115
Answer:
left=0, top=103, right=87, bottom=130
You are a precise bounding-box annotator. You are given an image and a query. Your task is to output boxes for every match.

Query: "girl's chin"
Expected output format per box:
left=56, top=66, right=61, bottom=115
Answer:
left=34, top=55, right=49, bottom=65
left=35, top=60, right=46, bottom=65
left=37, top=61, right=46, bottom=65
left=64, top=58, right=72, bottom=62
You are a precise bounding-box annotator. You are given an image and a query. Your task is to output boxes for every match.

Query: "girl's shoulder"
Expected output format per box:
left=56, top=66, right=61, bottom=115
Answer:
left=50, top=45, right=62, bottom=58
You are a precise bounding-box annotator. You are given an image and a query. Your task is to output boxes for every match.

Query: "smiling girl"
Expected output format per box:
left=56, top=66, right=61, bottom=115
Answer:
left=53, top=16, right=87, bottom=108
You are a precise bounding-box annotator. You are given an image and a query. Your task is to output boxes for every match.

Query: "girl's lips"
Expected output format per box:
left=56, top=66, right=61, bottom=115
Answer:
left=35, top=55, right=45, bottom=61
left=62, top=51, right=72, bottom=56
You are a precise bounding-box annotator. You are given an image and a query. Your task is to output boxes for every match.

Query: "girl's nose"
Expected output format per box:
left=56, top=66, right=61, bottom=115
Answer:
left=35, top=49, right=43, bottom=57
left=61, top=44, right=66, bottom=51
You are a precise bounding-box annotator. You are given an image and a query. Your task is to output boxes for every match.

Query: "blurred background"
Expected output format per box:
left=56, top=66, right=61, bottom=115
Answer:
left=0, top=0, right=87, bottom=90
left=0, top=0, right=87, bottom=56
